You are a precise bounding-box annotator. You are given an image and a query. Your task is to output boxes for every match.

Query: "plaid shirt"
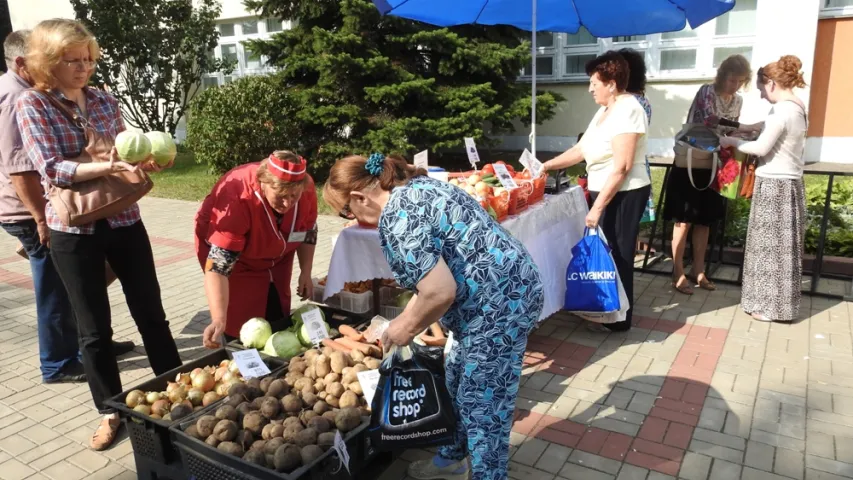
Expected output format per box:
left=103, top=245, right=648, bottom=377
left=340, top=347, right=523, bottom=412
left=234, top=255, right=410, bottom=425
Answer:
left=15, top=88, right=140, bottom=234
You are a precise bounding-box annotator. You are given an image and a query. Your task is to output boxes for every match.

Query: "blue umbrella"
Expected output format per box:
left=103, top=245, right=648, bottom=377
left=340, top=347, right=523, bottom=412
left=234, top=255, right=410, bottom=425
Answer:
left=372, top=0, right=736, bottom=156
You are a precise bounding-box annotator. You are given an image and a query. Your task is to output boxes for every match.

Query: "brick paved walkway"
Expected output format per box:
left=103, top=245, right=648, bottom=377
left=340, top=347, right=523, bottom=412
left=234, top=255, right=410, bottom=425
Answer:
left=0, top=197, right=851, bottom=480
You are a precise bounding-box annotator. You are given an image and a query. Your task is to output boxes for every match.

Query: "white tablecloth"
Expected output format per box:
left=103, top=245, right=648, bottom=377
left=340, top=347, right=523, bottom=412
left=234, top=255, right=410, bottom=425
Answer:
left=323, top=186, right=588, bottom=321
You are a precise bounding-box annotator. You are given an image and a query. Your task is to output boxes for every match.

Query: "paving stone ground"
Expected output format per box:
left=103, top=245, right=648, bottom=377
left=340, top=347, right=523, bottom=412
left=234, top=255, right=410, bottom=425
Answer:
left=0, top=196, right=851, bottom=480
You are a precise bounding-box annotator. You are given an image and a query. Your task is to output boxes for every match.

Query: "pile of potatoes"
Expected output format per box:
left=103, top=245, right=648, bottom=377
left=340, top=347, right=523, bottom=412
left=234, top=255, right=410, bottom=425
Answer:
left=184, top=345, right=380, bottom=473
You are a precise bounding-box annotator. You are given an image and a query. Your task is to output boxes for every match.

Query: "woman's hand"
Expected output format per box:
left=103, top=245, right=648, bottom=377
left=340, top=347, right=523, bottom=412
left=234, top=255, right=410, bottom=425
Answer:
left=719, top=137, right=742, bottom=149
left=381, top=314, right=419, bottom=349
left=108, top=147, right=139, bottom=173
left=297, top=270, right=313, bottom=300
left=585, top=205, right=603, bottom=228
left=202, top=318, right=227, bottom=349
left=138, top=155, right=174, bottom=173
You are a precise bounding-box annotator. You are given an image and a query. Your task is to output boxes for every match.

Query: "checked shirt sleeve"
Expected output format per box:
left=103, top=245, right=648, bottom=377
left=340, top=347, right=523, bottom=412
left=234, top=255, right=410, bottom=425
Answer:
left=15, top=92, right=78, bottom=188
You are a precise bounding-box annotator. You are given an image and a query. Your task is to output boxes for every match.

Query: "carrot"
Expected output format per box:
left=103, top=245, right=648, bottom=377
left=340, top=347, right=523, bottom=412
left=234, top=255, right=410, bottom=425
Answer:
left=336, top=337, right=374, bottom=355
left=420, top=334, right=447, bottom=347
left=322, top=338, right=351, bottom=353
left=339, top=325, right=365, bottom=342
left=429, top=323, right=445, bottom=339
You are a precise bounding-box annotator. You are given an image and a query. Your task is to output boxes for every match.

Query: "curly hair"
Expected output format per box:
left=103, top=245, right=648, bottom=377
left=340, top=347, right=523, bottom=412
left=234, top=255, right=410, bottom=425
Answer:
left=585, top=51, right=630, bottom=92
left=759, top=55, right=807, bottom=89
left=714, top=54, right=752, bottom=92
left=618, top=48, right=647, bottom=95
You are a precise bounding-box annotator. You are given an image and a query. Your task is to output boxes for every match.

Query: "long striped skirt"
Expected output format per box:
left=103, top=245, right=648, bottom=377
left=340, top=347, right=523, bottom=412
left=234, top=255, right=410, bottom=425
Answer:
left=740, top=176, right=806, bottom=321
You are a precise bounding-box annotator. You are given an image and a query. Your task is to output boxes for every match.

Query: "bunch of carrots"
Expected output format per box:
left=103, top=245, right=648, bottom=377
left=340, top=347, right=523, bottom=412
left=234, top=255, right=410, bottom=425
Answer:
left=321, top=323, right=447, bottom=354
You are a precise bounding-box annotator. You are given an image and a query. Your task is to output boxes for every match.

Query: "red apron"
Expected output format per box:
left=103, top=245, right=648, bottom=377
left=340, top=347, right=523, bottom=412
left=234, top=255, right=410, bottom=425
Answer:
left=194, top=163, right=318, bottom=337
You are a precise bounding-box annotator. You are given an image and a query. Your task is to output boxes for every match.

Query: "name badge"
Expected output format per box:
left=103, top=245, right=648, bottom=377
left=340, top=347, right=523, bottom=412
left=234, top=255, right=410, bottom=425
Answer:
left=288, top=231, right=307, bottom=243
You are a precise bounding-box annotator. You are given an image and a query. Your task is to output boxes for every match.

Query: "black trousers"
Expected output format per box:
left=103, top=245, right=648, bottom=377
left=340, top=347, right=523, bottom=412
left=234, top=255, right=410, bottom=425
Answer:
left=50, top=220, right=182, bottom=413
left=590, top=185, right=651, bottom=332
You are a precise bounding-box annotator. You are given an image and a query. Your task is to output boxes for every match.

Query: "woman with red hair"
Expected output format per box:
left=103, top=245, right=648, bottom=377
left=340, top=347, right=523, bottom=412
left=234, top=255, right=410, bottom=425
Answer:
left=542, top=51, right=651, bottom=333
left=195, top=151, right=319, bottom=347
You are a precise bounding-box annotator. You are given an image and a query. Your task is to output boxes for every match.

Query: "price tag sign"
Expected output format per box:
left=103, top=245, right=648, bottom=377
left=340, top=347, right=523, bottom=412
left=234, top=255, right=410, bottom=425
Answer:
left=492, top=163, right=518, bottom=189
left=302, top=307, right=329, bottom=346
left=443, top=331, right=455, bottom=357
left=231, top=349, right=271, bottom=379
left=414, top=150, right=428, bottom=170
left=463, top=137, right=480, bottom=168
left=519, top=149, right=544, bottom=178
left=334, top=430, right=352, bottom=473
left=357, top=369, right=381, bottom=407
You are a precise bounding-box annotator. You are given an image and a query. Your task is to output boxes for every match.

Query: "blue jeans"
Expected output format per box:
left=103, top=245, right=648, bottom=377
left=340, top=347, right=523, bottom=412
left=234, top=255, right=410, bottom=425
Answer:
left=1, top=220, right=80, bottom=380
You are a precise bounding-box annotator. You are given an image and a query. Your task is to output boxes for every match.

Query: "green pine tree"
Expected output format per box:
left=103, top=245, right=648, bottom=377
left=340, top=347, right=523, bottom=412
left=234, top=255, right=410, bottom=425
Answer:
left=244, top=0, right=562, bottom=168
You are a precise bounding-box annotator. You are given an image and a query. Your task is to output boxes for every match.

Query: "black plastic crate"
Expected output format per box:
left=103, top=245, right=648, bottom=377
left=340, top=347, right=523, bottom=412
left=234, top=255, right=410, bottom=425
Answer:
left=172, top=405, right=376, bottom=480
left=104, top=348, right=285, bottom=465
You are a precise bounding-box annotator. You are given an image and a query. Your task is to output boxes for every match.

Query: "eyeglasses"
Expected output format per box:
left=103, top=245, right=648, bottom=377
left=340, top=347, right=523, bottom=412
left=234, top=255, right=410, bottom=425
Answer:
left=339, top=203, right=354, bottom=220
left=61, top=60, right=96, bottom=70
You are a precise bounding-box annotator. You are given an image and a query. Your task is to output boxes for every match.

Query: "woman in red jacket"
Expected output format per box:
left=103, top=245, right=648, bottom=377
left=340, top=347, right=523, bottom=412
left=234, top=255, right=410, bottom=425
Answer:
left=195, top=151, right=318, bottom=348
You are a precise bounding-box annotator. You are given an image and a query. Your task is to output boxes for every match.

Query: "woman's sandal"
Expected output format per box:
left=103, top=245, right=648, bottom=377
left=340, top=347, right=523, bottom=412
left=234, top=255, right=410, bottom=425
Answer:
left=672, top=275, right=694, bottom=295
left=687, top=273, right=716, bottom=291
left=750, top=312, right=772, bottom=322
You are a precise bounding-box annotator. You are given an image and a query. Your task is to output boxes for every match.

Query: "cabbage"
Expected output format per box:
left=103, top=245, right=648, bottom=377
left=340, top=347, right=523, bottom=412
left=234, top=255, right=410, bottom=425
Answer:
left=298, top=321, right=330, bottom=347
left=291, top=305, right=329, bottom=347
left=263, top=331, right=303, bottom=359
left=144, top=131, right=177, bottom=166
left=291, top=304, right=325, bottom=326
left=240, top=317, right=272, bottom=349
left=115, top=131, right=151, bottom=163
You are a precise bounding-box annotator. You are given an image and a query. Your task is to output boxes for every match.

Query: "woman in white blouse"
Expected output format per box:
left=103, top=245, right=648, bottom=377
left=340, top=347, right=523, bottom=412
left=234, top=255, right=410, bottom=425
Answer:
left=543, top=51, right=651, bottom=332
left=721, top=55, right=808, bottom=323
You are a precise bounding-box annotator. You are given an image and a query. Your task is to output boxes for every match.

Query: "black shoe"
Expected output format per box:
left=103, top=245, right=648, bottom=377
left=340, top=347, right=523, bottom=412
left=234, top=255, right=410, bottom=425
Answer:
left=113, top=340, right=136, bottom=356
left=43, top=362, right=87, bottom=384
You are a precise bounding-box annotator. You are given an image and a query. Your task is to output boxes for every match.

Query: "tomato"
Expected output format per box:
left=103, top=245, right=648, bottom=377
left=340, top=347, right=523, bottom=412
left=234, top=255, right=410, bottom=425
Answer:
left=481, top=164, right=495, bottom=175
left=518, top=170, right=531, bottom=180
left=505, top=165, right=516, bottom=175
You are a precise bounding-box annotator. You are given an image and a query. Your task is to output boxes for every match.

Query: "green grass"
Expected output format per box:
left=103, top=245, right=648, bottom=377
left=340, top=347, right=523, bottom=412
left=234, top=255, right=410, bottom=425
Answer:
left=149, top=152, right=336, bottom=215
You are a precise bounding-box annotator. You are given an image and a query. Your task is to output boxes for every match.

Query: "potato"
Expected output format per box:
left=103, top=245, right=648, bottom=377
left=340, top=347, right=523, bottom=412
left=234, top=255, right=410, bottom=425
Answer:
left=186, top=425, right=202, bottom=440
left=313, top=380, right=325, bottom=392
left=322, top=347, right=334, bottom=357
left=281, top=425, right=304, bottom=444
left=213, top=420, right=238, bottom=442
left=326, top=382, right=345, bottom=398
left=329, top=352, right=347, bottom=374
left=215, top=405, right=238, bottom=422
left=196, top=415, right=218, bottom=438
left=260, top=397, right=281, bottom=419
left=341, top=367, right=353, bottom=377
left=363, top=358, right=381, bottom=370
left=274, top=444, right=302, bottom=473
left=243, top=450, right=267, bottom=467
left=317, top=432, right=336, bottom=451
left=304, top=365, right=316, bottom=380
left=314, top=354, right=331, bottom=378
left=326, top=395, right=340, bottom=408
left=283, top=417, right=303, bottom=430
left=260, top=377, right=275, bottom=393
left=299, top=410, right=319, bottom=426
left=267, top=379, right=289, bottom=398
left=313, top=400, right=331, bottom=415
left=264, top=437, right=285, bottom=456
left=302, top=391, right=318, bottom=407
left=243, top=411, right=269, bottom=436
left=352, top=364, right=368, bottom=373
left=322, top=411, right=338, bottom=423
left=301, top=445, right=324, bottom=466
left=303, top=349, right=320, bottom=363
left=307, top=416, right=332, bottom=433
left=294, top=428, right=318, bottom=447
left=236, top=430, right=254, bottom=451
left=283, top=373, right=300, bottom=388
left=323, top=373, right=340, bottom=384
left=205, top=435, right=220, bottom=447
left=350, top=350, right=366, bottom=363
left=251, top=439, right=268, bottom=452
left=217, top=441, right=244, bottom=457
left=294, top=377, right=313, bottom=392
left=341, top=371, right=358, bottom=386
left=281, top=394, right=302, bottom=414
left=348, top=381, right=363, bottom=395
left=339, top=391, right=359, bottom=409
left=317, top=391, right=328, bottom=400
left=335, top=408, right=362, bottom=433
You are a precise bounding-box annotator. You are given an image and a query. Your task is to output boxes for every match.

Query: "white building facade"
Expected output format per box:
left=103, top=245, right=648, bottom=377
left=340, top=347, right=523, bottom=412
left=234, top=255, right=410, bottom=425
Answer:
left=10, top=0, right=853, bottom=163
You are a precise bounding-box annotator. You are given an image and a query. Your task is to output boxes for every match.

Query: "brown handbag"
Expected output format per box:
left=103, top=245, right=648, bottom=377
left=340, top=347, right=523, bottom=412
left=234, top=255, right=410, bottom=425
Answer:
left=37, top=91, right=153, bottom=227
left=739, top=155, right=757, bottom=199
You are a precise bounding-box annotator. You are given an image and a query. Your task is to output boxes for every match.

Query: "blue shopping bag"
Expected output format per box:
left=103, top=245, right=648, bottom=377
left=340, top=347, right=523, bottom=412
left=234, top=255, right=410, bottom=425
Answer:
left=563, top=228, right=621, bottom=313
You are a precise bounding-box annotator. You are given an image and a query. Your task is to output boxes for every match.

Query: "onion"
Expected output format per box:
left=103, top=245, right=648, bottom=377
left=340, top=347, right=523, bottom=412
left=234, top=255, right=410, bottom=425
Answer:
left=168, top=385, right=186, bottom=404
left=190, top=368, right=204, bottom=381
left=187, top=388, right=205, bottom=406
left=214, top=367, right=227, bottom=383
left=146, top=391, right=162, bottom=405
left=228, top=360, right=240, bottom=374
left=192, top=371, right=215, bottom=392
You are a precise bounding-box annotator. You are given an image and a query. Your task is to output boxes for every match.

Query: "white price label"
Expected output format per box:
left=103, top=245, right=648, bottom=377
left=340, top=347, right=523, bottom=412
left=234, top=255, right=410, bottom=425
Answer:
left=443, top=331, right=454, bottom=357
left=519, top=149, right=544, bottom=178
left=357, top=369, right=381, bottom=408
left=302, top=307, right=329, bottom=345
left=463, top=137, right=480, bottom=168
left=230, top=349, right=271, bottom=379
left=492, top=163, right=518, bottom=189
left=414, top=150, right=428, bottom=170
left=334, top=430, right=351, bottom=473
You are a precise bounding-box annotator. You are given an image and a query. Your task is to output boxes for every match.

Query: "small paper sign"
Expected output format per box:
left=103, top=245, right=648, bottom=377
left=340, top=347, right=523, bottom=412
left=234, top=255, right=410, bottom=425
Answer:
left=334, top=430, right=351, bottom=473
left=357, top=369, right=381, bottom=407
left=492, top=163, right=518, bottom=189
left=414, top=150, right=428, bottom=170
left=302, top=307, right=329, bottom=345
left=519, top=149, right=544, bottom=178
left=464, top=137, right=480, bottom=168
left=443, top=331, right=454, bottom=357
left=231, top=349, right=271, bottom=379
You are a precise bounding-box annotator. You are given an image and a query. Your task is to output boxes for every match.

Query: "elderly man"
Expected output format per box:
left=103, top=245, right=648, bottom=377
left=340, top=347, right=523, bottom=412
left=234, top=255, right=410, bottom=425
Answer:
left=0, top=31, right=134, bottom=384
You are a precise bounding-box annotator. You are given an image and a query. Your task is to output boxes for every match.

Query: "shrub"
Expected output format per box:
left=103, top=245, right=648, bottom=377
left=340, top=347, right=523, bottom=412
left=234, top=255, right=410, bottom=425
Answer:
left=186, top=73, right=320, bottom=176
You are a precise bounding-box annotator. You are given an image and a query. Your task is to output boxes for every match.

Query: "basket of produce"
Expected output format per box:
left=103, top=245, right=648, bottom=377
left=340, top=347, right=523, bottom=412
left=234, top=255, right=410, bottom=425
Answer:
left=171, top=342, right=382, bottom=479
left=104, top=349, right=286, bottom=465
left=529, top=174, right=547, bottom=204
left=312, top=278, right=373, bottom=315
left=508, top=180, right=533, bottom=216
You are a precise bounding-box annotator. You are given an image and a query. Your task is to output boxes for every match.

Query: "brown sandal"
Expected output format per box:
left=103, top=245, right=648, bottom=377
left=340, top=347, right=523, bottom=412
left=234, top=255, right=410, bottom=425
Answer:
left=672, top=275, right=694, bottom=295
left=687, top=273, right=716, bottom=291
left=90, top=416, right=120, bottom=451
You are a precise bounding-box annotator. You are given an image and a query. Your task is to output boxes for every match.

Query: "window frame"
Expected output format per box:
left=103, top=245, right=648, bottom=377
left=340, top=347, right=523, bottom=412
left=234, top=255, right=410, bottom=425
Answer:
left=820, top=0, right=853, bottom=18
left=203, top=17, right=287, bottom=89
left=518, top=7, right=756, bottom=84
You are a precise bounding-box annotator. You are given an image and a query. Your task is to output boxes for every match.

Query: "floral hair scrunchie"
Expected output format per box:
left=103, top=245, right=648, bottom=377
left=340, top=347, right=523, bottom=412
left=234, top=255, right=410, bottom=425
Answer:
left=365, top=153, right=385, bottom=177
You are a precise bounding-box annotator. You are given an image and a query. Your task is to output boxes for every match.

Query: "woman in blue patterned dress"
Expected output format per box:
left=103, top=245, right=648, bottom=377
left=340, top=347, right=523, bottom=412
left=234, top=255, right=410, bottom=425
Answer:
left=324, top=153, right=544, bottom=480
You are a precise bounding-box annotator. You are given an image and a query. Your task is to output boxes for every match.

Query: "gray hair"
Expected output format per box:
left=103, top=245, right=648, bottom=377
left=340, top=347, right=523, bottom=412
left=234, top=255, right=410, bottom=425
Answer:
left=4, top=30, right=31, bottom=71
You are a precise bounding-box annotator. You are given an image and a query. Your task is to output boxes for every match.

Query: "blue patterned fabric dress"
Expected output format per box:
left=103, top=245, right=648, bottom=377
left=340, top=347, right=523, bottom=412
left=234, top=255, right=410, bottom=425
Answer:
left=379, top=176, right=544, bottom=480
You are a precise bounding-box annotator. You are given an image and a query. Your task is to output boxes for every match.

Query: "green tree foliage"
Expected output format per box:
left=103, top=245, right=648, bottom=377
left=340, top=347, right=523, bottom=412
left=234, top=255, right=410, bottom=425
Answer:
left=236, top=0, right=562, bottom=171
left=71, top=0, right=232, bottom=135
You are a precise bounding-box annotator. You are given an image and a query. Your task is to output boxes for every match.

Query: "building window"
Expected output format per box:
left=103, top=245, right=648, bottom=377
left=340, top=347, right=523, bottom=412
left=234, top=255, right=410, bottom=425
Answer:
left=241, top=20, right=259, bottom=35
left=221, top=44, right=238, bottom=64
left=520, top=2, right=756, bottom=83
left=202, top=77, right=219, bottom=90
left=219, top=23, right=235, bottom=37
left=821, top=0, right=853, bottom=17
left=826, top=0, right=853, bottom=6
left=266, top=19, right=283, bottom=32
left=244, top=46, right=263, bottom=70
